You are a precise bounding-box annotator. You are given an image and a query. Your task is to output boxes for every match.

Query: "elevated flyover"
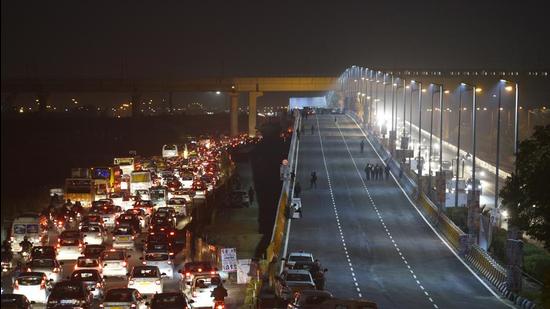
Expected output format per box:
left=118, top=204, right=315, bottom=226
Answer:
left=1, top=76, right=339, bottom=136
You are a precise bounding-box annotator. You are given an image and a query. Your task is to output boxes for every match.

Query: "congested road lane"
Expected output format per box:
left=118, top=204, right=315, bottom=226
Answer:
left=286, top=114, right=511, bottom=309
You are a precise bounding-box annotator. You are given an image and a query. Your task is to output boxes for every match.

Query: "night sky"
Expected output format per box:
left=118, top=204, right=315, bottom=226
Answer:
left=2, top=0, right=549, bottom=79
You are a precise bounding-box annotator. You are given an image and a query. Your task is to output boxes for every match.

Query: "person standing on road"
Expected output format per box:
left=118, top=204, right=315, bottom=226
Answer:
left=310, top=171, right=317, bottom=189
left=360, top=140, right=365, bottom=153
left=296, top=128, right=300, bottom=139
left=294, top=182, right=302, bottom=198
left=385, top=164, right=390, bottom=180
left=311, top=125, right=315, bottom=135
left=364, top=164, right=370, bottom=181
left=334, top=116, right=337, bottom=123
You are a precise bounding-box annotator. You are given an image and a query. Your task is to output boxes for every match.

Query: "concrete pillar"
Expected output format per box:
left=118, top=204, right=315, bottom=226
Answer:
left=36, top=93, right=51, bottom=112
left=230, top=92, right=239, bottom=137
left=131, top=93, right=141, bottom=117
left=248, top=92, right=263, bottom=137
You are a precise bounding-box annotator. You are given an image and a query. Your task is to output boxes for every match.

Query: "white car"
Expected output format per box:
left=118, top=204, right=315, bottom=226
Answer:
left=136, top=189, right=151, bottom=201
left=166, top=198, right=188, bottom=216
left=101, top=288, right=148, bottom=309
left=101, top=249, right=129, bottom=277
left=170, top=189, right=195, bottom=204
left=112, top=226, right=137, bottom=250
left=56, top=231, right=82, bottom=261
left=81, top=224, right=105, bottom=245
left=276, top=269, right=316, bottom=300
left=286, top=252, right=314, bottom=269
left=74, top=256, right=103, bottom=274
left=142, top=251, right=173, bottom=278
left=127, top=266, right=164, bottom=295
left=26, top=258, right=61, bottom=283
left=12, top=272, right=50, bottom=303
left=186, top=274, right=222, bottom=308
left=179, top=175, right=194, bottom=189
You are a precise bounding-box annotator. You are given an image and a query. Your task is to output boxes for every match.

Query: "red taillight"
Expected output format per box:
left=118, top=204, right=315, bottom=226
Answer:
left=198, top=268, right=202, bottom=272
left=216, top=304, right=224, bottom=309
left=142, top=261, right=146, bottom=265
left=131, top=304, right=136, bottom=308
left=169, top=231, right=175, bottom=236
left=131, top=236, right=135, bottom=240
left=78, top=243, right=83, bottom=248
left=112, top=236, right=116, bottom=240
left=210, top=270, right=216, bottom=275
left=57, top=243, right=61, bottom=248
left=40, top=279, right=46, bottom=289
left=97, top=233, right=102, bottom=237
left=27, top=268, right=31, bottom=272
left=96, top=282, right=102, bottom=288
left=185, top=272, right=191, bottom=277
left=169, top=252, right=174, bottom=256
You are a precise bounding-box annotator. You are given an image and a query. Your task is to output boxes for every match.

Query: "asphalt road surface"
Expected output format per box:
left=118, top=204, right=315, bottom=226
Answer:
left=286, top=114, right=511, bottom=309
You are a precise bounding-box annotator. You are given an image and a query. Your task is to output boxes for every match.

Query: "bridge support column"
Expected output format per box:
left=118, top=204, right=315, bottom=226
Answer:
left=248, top=91, right=263, bottom=137
left=230, top=92, right=239, bottom=137
left=131, top=93, right=141, bottom=117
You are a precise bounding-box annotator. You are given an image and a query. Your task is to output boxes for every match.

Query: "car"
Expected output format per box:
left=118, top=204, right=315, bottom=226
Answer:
left=74, top=256, right=102, bottom=273
left=133, top=201, right=155, bottom=216
left=1, top=293, right=32, bottom=309
left=149, top=292, right=191, bottom=309
left=154, top=207, right=176, bottom=220
left=150, top=215, right=174, bottom=229
left=108, top=192, right=124, bottom=207
left=12, top=272, right=51, bottom=303
left=80, top=215, right=104, bottom=228
left=149, top=225, right=176, bottom=243
left=179, top=261, right=217, bottom=286
left=179, top=175, right=194, bottom=189
left=125, top=209, right=147, bottom=229
left=169, top=189, right=194, bottom=204
left=80, top=224, right=105, bottom=245
left=135, top=189, right=151, bottom=201
left=94, top=206, right=121, bottom=229
left=82, top=244, right=106, bottom=259
left=276, top=269, right=316, bottom=300
left=115, top=213, right=142, bottom=233
left=141, top=250, right=173, bottom=278
left=101, top=288, right=148, bottom=309
left=285, top=252, right=314, bottom=269
left=101, top=249, right=129, bottom=277
left=166, top=198, right=188, bottom=216
left=31, top=246, right=57, bottom=260
left=26, top=258, right=62, bottom=282
left=70, top=269, right=104, bottom=299
left=112, top=226, right=137, bottom=250
left=186, top=274, right=222, bottom=309
left=191, top=181, right=207, bottom=197
left=46, top=280, right=93, bottom=309
left=56, top=231, right=82, bottom=261
left=127, top=266, right=164, bottom=295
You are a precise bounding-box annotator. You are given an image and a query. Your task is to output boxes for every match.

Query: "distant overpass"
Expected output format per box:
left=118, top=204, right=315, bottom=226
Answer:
left=1, top=77, right=339, bottom=137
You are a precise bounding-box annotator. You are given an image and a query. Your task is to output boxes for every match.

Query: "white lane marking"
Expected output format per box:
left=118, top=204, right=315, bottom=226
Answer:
left=335, top=120, right=437, bottom=308
left=347, top=114, right=514, bottom=308
left=316, top=115, right=362, bottom=298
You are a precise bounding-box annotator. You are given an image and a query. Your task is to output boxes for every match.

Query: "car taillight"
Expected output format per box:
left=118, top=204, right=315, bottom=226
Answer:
left=128, top=280, right=134, bottom=285
left=185, top=272, right=191, bottom=277
left=99, top=304, right=104, bottom=308
left=97, top=233, right=102, bottom=237
left=131, top=236, right=135, bottom=240
left=78, top=243, right=83, bottom=248
left=122, top=261, right=127, bottom=267
left=198, top=268, right=202, bottom=272
left=131, top=304, right=136, bottom=308
left=142, top=261, right=146, bottom=265
left=96, top=282, right=102, bottom=288
left=216, top=304, right=224, bottom=309
left=211, top=270, right=216, bottom=275
left=57, top=243, right=61, bottom=248
left=169, top=231, right=175, bottom=236
left=169, top=252, right=174, bottom=256
left=27, top=268, right=31, bottom=272
left=112, top=236, right=116, bottom=240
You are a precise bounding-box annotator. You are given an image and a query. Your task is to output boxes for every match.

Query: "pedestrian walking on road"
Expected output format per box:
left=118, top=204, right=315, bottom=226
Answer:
left=369, top=164, right=375, bottom=180
left=375, top=164, right=381, bottom=180
left=385, top=165, right=390, bottom=180
left=310, top=171, right=317, bottom=189
left=364, top=164, right=370, bottom=181
left=334, top=116, right=337, bottom=123
left=294, top=182, right=302, bottom=198
left=297, top=128, right=301, bottom=139
left=399, top=168, right=403, bottom=179
left=360, top=140, right=365, bottom=153
left=248, top=186, right=255, bottom=205
left=311, top=125, right=315, bottom=135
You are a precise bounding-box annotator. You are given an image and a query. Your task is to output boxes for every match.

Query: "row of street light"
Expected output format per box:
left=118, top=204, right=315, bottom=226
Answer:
left=339, top=66, right=519, bottom=212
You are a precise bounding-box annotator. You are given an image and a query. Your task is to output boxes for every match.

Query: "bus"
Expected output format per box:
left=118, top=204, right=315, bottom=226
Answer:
left=162, top=144, right=179, bottom=158
left=65, top=178, right=95, bottom=207
left=10, top=213, right=45, bottom=252
left=91, top=167, right=113, bottom=200
left=130, top=171, right=152, bottom=195
left=114, top=157, right=135, bottom=176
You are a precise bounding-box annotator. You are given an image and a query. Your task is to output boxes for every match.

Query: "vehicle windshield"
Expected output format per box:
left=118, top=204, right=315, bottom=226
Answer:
left=114, top=227, right=133, bottom=235
left=286, top=273, right=311, bottom=282
left=17, top=276, right=43, bottom=285
left=60, top=239, right=79, bottom=246
left=289, top=255, right=312, bottom=262
left=133, top=267, right=159, bottom=278
left=145, top=253, right=169, bottom=261
left=78, top=258, right=99, bottom=267
left=194, top=276, right=221, bottom=288
left=152, top=294, right=185, bottom=306
left=105, top=289, right=133, bottom=302
left=84, top=246, right=105, bottom=255
left=61, top=231, right=81, bottom=239
left=81, top=226, right=100, bottom=232
left=30, top=259, right=55, bottom=268
left=72, top=271, right=100, bottom=281
left=102, top=251, right=124, bottom=260
left=51, top=284, right=84, bottom=296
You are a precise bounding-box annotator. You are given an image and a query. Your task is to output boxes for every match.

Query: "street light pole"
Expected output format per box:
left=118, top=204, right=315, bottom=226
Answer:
left=417, top=82, right=423, bottom=175
left=513, top=83, right=520, bottom=176
left=439, top=87, right=444, bottom=175
left=455, top=85, right=463, bottom=208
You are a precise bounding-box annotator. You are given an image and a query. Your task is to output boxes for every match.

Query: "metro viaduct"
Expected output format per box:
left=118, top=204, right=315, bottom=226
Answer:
left=1, top=77, right=339, bottom=137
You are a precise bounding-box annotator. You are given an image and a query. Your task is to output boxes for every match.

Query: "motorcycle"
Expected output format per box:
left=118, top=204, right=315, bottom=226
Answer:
left=213, top=300, right=225, bottom=309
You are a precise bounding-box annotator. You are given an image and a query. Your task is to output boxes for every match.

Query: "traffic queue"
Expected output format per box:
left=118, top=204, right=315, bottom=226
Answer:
left=1, top=134, right=260, bottom=309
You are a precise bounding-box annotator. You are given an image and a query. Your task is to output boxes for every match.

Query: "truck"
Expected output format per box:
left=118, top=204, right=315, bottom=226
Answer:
left=130, top=171, right=152, bottom=195
left=114, top=157, right=135, bottom=176
left=64, top=178, right=95, bottom=207
left=10, top=213, right=46, bottom=252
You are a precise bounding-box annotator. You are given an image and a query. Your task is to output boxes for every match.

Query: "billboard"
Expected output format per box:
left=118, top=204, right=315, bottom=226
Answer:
left=289, top=96, right=327, bottom=109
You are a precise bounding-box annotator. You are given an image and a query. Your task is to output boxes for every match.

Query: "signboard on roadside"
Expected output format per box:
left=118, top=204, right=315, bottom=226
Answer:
left=221, top=248, right=237, bottom=273
left=237, top=259, right=252, bottom=284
